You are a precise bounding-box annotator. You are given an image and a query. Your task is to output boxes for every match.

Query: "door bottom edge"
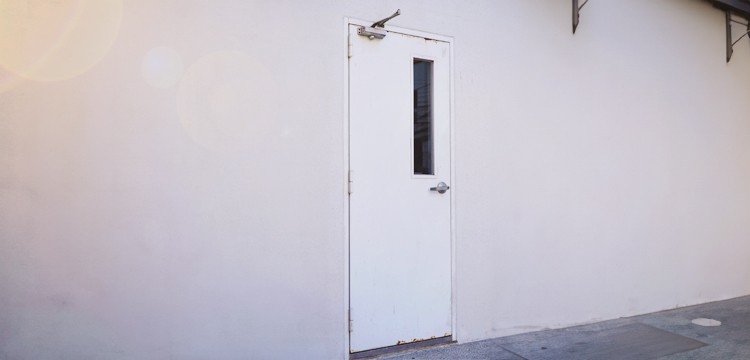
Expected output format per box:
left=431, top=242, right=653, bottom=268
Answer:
left=350, top=335, right=454, bottom=359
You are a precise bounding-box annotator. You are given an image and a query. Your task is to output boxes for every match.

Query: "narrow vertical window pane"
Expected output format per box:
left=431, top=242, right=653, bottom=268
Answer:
left=413, top=59, right=433, bottom=175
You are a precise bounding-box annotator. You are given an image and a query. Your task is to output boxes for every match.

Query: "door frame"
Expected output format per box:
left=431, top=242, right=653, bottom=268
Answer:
left=342, top=17, right=456, bottom=357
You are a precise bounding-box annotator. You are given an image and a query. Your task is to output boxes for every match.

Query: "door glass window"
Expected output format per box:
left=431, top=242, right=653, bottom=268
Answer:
left=413, top=59, right=434, bottom=175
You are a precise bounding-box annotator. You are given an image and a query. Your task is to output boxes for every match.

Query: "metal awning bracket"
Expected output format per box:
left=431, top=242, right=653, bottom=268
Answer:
left=572, top=0, right=590, bottom=34
left=357, top=9, right=401, bottom=40
left=710, top=0, right=750, bottom=62
left=726, top=10, right=750, bottom=62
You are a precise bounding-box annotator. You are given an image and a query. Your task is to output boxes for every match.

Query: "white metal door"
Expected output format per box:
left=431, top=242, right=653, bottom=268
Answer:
left=349, top=24, right=452, bottom=353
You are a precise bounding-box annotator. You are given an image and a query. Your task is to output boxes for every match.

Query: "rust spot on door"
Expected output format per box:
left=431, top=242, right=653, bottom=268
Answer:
left=396, top=335, right=438, bottom=345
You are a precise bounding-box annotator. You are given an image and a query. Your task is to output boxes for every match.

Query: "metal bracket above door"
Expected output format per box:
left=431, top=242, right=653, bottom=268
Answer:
left=357, top=9, right=401, bottom=40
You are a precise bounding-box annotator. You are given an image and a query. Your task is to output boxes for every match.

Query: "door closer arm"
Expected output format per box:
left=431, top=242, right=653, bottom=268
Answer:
left=358, top=9, right=401, bottom=40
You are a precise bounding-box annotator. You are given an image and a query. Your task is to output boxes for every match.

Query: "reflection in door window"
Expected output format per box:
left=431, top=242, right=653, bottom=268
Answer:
left=413, top=59, right=433, bottom=175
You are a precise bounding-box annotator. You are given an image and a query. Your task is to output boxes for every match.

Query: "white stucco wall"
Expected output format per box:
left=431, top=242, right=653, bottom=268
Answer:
left=453, top=0, right=750, bottom=342
left=1, top=1, right=749, bottom=359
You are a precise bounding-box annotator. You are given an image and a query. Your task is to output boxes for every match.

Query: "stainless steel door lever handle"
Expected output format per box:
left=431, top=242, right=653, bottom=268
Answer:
left=430, top=182, right=450, bottom=194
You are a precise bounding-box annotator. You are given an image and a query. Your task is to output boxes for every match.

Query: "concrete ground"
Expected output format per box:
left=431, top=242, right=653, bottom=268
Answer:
left=375, top=295, right=750, bottom=360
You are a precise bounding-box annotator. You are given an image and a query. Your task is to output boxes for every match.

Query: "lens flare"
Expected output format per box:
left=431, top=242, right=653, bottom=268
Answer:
left=177, top=51, right=279, bottom=151
left=0, top=0, right=123, bottom=83
left=0, top=67, right=24, bottom=93
left=142, top=47, right=184, bottom=89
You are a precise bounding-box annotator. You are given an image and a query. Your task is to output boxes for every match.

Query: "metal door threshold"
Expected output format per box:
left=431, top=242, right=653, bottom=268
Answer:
left=350, top=335, right=454, bottom=359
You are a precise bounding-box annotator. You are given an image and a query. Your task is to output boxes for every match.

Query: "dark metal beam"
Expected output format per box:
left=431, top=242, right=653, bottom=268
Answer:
left=573, top=0, right=580, bottom=33
left=710, top=0, right=750, bottom=19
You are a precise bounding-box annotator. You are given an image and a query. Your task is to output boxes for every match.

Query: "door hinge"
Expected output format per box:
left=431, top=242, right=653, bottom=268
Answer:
left=348, top=170, right=353, bottom=195
left=348, top=308, right=353, bottom=333
left=347, top=34, right=353, bottom=58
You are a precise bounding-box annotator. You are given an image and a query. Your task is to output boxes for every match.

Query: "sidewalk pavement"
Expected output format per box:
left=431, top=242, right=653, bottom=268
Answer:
left=376, top=295, right=750, bottom=360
